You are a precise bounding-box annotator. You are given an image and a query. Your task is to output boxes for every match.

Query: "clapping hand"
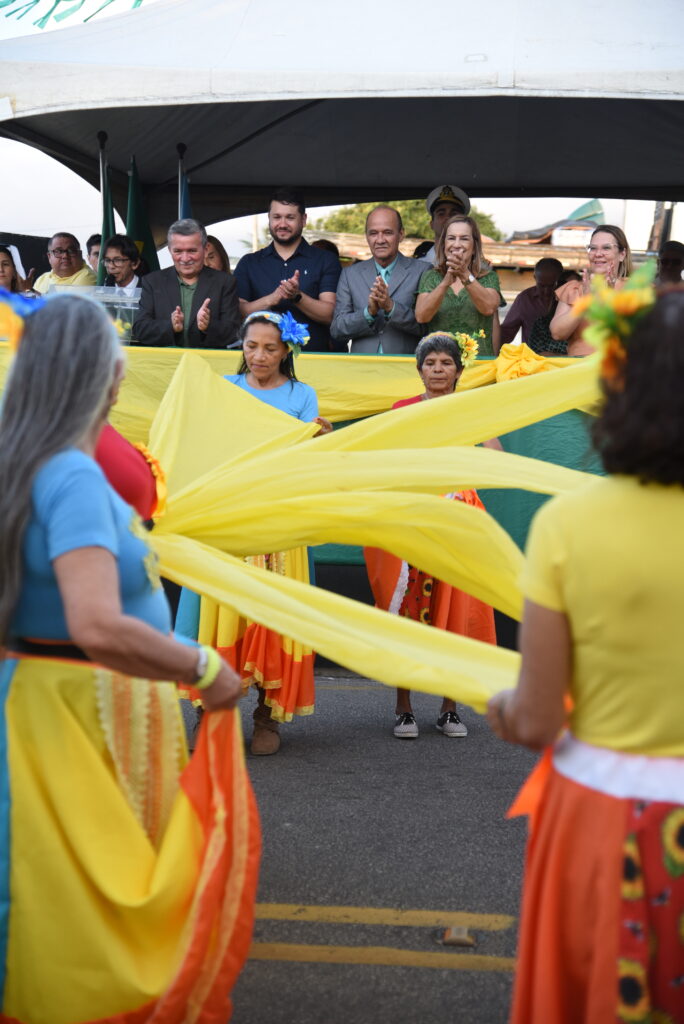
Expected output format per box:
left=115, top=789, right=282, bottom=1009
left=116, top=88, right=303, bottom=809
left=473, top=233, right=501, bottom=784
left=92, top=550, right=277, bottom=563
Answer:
left=368, top=275, right=392, bottom=315
left=196, top=297, right=211, bottom=332
left=171, top=305, right=185, bottom=333
left=279, top=269, right=301, bottom=302
left=445, top=251, right=469, bottom=284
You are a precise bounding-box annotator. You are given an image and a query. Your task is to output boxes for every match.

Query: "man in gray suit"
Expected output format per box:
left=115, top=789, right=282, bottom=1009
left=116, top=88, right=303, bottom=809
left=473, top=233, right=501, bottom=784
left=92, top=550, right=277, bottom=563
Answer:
left=330, top=206, right=428, bottom=354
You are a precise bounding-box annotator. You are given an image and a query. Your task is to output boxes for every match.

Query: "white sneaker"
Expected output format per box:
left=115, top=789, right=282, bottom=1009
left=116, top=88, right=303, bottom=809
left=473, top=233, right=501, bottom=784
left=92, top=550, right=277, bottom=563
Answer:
left=394, top=712, right=419, bottom=739
left=436, top=711, right=468, bottom=737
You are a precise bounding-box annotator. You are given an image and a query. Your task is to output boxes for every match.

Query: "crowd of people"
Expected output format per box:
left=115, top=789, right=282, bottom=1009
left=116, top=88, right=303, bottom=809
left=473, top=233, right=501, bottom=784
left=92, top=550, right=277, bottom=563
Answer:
left=5, top=184, right=682, bottom=357
left=0, top=190, right=683, bottom=1023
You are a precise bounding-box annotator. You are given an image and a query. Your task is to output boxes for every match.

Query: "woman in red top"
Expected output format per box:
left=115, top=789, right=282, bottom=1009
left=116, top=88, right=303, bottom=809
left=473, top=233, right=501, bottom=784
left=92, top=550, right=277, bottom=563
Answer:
left=365, top=331, right=498, bottom=739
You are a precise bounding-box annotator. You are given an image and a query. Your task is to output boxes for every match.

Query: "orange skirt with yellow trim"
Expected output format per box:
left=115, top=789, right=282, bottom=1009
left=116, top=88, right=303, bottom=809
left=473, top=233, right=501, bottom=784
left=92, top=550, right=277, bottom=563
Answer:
left=194, top=547, right=315, bottom=723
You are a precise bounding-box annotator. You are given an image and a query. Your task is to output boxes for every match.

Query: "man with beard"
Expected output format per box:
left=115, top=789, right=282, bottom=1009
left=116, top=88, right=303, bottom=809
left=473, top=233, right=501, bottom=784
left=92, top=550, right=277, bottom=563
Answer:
left=234, top=189, right=341, bottom=351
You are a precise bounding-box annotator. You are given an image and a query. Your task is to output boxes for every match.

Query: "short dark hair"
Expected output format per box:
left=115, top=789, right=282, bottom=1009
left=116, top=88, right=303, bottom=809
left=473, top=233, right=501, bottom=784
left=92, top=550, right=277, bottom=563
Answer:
left=237, top=314, right=298, bottom=382
left=659, top=240, right=684, bottom=259
left=365, top=205, right=403, bottom=233
left=86, top=233, right=101, bottom=254
left=415, top=332, right=464, bottom=374
left=49, top=232, right=80, bottom=250
left=592, top=290, right=684, bottom=485
left=534, top=257, right=563, bottom=276
left=269, top=189, right=306, bottom=215
left=103, top=234, right=140, bottom=264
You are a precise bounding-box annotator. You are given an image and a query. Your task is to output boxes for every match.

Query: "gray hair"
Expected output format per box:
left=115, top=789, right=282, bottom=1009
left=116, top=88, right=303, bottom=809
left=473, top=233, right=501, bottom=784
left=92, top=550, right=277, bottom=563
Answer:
left=0, top=294, right=122, bottom=645
left=167, top=218, right=207, bottom=247
left=415, top=332, right=463, bottom=371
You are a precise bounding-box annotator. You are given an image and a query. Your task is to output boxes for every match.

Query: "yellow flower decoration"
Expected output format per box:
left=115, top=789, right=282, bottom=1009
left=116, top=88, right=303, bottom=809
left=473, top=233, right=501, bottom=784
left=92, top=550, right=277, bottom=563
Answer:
left=662, top=808, right=684, bottom=878
left=617, top=958, right=650, bottom=1022
left=622, top=834, right=645, bottom=901
left=452, top=329, right=483, bottom=368
left=651, top=1012, right=675, bottom=1024
left=571, top=293, right=592, bottom=318
left=132, top=442, right=167, bottom=519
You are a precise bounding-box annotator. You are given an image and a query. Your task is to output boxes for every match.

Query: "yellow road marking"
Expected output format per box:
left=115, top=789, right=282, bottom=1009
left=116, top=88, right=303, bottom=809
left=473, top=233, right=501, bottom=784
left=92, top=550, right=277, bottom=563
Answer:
left=255, top=904, right=514, bottom=931
left=249, top=942, right=515, bottom=972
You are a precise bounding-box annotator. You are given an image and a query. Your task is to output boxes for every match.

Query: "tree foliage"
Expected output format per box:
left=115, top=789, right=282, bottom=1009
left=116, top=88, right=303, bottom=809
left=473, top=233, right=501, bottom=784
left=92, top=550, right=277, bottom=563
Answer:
left=316, top=199, right=502, bottom=241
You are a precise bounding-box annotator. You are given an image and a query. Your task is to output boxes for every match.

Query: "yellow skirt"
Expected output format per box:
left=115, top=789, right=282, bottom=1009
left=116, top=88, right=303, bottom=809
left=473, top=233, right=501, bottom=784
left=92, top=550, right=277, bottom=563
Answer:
left=0, top=654, right=260, bottom=1024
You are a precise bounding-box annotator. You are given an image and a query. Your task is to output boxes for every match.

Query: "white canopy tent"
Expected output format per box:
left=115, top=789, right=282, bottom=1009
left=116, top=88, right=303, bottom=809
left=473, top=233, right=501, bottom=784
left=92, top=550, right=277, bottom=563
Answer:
left=0, top=0, right=682, bottom=236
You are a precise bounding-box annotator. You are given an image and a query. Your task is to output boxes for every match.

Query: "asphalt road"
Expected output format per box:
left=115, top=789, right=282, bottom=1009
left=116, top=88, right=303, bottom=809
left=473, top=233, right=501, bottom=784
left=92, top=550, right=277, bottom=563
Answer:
left=232, top=669, right=538, bottom=1024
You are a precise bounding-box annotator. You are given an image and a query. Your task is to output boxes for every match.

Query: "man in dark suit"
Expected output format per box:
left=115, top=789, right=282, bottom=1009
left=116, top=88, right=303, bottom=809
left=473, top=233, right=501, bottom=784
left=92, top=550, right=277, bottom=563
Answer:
left=330, top=206, right=429, bottom=354
left=132, top=219, right=240, bottom=347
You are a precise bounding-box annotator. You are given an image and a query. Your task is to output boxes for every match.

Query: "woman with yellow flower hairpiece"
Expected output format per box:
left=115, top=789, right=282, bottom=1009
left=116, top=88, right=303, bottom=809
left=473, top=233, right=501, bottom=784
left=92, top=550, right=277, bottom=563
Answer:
left=0, top=291, right=259, bottom=1023
left=487, top=286, right=684, bottom=1024
left=365, top=331, right=499, bottom=740
left=550, top=224, right=632, bottom=356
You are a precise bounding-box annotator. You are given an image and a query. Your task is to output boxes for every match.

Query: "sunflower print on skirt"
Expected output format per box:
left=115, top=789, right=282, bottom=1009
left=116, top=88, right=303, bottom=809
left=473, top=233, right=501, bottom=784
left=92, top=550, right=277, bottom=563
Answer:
left=662, top=809, right=684, bottom=879
left=616, top=800, right=684, bottom=1023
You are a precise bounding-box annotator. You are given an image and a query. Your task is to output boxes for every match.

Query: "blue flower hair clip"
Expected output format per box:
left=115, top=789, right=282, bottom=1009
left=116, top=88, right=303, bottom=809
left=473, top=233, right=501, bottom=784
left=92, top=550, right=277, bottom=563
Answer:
left=242, top=310, right=310, bottom=357
left=0, top=287, right=47, bottom=352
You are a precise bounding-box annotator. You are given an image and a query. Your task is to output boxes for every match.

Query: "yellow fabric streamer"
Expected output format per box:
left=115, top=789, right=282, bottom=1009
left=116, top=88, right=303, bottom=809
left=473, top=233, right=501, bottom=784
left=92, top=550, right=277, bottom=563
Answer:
left=0, top=344, right=587, bottom=443
left=154, top=532, right=520, bottom=713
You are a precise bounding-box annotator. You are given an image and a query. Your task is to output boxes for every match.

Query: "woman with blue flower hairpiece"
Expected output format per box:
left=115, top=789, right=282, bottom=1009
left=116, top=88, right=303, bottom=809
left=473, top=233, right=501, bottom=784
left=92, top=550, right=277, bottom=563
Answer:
left=195, top=311, right=330, bottom=755
left=225, top=310, right=331, bottom=432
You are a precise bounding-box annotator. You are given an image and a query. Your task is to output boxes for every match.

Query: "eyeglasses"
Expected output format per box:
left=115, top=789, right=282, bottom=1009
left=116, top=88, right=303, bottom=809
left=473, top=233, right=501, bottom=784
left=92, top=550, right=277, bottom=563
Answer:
left=103, top=257, right=131, bottom=266
left=48, top=247, right=79, bottom=257
left=586, top=244, right=619, bottom=254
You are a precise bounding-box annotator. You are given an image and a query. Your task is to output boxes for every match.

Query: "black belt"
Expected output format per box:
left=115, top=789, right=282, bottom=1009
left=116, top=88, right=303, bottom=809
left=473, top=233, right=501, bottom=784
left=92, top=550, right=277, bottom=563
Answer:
left=9, top=637, right=88, bottom=661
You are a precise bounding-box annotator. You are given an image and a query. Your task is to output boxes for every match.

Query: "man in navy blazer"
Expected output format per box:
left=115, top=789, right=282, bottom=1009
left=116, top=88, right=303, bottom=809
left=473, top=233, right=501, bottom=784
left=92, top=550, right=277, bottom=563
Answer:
left=330, top=206, right=429, bottom=354
left=132, top=219, right=240, bottom=348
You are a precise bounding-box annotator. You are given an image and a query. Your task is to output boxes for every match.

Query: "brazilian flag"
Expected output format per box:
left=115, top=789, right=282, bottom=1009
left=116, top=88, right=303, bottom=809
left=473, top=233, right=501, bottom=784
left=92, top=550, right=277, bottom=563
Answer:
left=126, top=156, right=160, bottom=272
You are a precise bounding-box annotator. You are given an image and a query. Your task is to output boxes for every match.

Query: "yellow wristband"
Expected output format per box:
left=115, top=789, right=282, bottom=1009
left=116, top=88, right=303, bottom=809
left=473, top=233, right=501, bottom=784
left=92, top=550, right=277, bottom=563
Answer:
left=195, top=645, right=222, bottom=690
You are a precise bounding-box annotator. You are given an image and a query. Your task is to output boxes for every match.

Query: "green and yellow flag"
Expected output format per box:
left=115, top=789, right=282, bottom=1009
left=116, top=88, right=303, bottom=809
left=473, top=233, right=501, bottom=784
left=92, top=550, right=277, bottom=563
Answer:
left=126, top=155, right=160, bottom=272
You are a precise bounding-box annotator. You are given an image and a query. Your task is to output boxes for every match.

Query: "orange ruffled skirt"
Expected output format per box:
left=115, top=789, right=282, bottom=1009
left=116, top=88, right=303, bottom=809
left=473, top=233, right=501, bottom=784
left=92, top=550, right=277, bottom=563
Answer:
left=193, top=548, right=315, bottom=723
left=364, top=490, right=497, bottom=648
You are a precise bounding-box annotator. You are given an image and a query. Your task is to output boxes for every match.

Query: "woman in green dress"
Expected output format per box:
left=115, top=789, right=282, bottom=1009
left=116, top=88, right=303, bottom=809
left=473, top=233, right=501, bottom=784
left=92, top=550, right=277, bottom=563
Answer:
left=415, top=215, right=503, bottom=357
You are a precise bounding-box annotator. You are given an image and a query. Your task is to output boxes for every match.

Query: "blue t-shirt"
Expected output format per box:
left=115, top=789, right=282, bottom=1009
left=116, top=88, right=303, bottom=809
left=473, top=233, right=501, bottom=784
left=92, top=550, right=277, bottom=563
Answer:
left=225, top=374, right=318, bottom=422
left=11, top=449, right=171, bottom=641
left=233, top=239, right=340, bottom=352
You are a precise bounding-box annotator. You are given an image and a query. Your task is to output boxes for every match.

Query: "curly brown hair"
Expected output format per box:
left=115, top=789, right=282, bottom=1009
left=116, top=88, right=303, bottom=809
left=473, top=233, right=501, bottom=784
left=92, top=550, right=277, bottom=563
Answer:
left=592, top=288, right=684, bottom=484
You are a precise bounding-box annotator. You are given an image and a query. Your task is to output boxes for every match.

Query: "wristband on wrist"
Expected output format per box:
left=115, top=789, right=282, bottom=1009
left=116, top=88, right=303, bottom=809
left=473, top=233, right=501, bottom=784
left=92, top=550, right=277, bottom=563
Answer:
left=194, top=644, right=222, bottom=690
left=292, top=292, right=303, bottom=304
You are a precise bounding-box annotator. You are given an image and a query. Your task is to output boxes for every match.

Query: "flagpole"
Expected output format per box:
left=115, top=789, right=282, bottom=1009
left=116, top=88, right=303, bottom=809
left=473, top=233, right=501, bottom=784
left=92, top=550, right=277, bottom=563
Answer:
left=176, top=143, right=187, bottom=220
left=97, top=130, right=108, bottom=205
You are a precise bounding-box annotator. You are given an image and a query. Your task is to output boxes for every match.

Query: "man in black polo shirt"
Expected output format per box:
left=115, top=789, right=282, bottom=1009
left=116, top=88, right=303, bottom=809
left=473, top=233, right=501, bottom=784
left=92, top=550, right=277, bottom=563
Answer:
left=234, top=189, right=341, bottom=351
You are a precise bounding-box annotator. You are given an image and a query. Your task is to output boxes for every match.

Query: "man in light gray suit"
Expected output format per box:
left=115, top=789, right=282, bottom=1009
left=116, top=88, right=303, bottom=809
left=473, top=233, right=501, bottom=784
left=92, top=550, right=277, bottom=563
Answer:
left=330, top=206, right=429, bottom=354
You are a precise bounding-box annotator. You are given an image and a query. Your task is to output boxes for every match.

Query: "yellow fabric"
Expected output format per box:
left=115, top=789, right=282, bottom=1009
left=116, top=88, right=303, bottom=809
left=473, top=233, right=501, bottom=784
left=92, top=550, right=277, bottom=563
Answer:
left=147, top=353, right=317, bottom=497
left=521, top=476, right=684, bottom=756
left=496, top=342, right=555, bottom=381
left=154, top=533, right=520, bottom=713
left=0, top=342, right=591, bottom=442
left=5, top=658, right=203, bottom=1023
left=33, top=265, right=97, bottom=294
left=142, top=352, right=600, bottom=710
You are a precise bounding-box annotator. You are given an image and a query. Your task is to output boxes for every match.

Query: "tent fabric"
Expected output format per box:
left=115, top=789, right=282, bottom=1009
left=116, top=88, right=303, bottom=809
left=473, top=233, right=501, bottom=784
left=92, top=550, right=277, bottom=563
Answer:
left=0, top=0, right=682, bottom=232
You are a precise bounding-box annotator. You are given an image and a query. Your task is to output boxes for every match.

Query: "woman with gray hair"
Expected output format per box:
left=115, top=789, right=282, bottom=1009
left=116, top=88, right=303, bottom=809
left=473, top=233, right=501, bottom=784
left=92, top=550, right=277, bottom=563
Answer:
left=364, top=331, right=498, bottom=739
left=0, top=292, right=258, bottom=1022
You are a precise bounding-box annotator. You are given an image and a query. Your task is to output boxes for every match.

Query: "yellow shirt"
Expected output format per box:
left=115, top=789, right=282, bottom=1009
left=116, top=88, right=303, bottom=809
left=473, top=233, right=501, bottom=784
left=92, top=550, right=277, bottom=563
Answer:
left=33, top=266, right=97, bottom=294
left=521, top=475, right=684, bottom=756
